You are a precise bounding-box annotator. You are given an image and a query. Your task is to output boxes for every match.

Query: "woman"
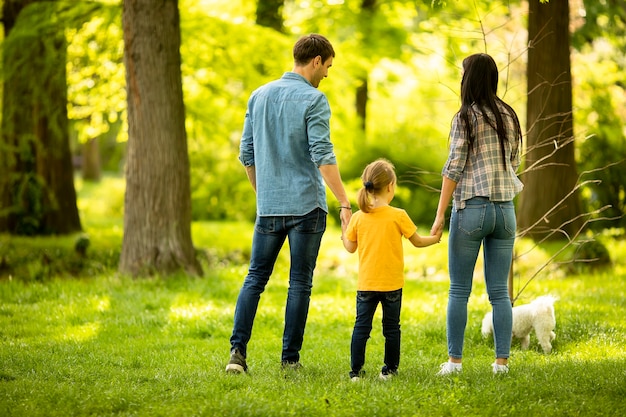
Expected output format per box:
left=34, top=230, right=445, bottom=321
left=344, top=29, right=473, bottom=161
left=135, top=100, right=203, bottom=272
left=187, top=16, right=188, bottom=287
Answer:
left=431, top=53, right=523, bottom=375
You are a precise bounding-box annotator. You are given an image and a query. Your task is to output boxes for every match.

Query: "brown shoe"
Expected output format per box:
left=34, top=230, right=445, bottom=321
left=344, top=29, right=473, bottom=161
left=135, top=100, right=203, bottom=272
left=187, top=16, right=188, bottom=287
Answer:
left=225, top=348, right=247, bottom=373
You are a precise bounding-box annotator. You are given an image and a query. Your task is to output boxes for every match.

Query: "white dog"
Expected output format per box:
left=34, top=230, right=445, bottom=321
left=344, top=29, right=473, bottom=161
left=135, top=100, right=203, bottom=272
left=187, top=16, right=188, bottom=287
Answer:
left=481, top=295, right=557, bottom=354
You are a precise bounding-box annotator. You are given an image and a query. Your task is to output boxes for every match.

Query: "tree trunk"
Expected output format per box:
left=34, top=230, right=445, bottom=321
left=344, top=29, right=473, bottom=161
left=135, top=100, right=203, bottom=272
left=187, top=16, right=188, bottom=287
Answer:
left=256, top=0, right=284, bottom=33
left=355, top=0, right=376, bottom=134
left=81, top=137, right=101, bottom=182
left=120, top=0, right=202, bottom=276
left=518, top=0, right=583, bottom=241
left=356, top=79, right=368, bottom=131
left=0, top=0, right=82, bottom=235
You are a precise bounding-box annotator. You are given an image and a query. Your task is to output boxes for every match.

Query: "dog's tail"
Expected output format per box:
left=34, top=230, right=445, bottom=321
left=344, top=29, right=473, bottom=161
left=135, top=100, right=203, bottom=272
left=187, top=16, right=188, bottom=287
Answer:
left=481, top=312, right=493, bottom=338
left=531, top=295, right=557, bottom=315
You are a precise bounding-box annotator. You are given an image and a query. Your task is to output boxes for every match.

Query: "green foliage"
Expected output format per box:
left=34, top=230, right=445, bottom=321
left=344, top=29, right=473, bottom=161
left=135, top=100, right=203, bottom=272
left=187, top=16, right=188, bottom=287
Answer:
left=0, top=172, right=124, bottom=278
left=0, top=233, right=119, bottom=281
left=570, top=0, right=626, bottom=228
left=572, top=0, right=626, bottom=56
left=66, top=6, right=126, bottom=153
left=9, top=173, right=46, bottom=236
left=6, top=0, right=625, bottom=228
left=3, top=1, right=107, bottom=96
left=572, top=239, right=612, bottom=269
left=179, top=7, right=292, bottom=221
left=1, top=1, right=95, bottom=235
left=0, top=174, right=124, bottom=280
left=573, top=42, right=626, bottom=229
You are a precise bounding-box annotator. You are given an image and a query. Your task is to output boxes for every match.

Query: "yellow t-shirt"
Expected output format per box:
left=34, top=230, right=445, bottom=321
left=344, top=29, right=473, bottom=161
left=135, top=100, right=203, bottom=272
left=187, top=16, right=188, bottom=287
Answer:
left=345, top=205, right=418, bottom=291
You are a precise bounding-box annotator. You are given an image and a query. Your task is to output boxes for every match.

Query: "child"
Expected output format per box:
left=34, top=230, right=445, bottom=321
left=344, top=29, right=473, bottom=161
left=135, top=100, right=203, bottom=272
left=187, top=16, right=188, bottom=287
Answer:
left=342, top=158, right=442, bottom=381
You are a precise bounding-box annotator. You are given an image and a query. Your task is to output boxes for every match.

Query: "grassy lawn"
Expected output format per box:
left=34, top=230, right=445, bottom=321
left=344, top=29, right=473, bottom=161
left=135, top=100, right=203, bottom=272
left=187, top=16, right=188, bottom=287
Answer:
left=0, top=179, right=625, bottom=416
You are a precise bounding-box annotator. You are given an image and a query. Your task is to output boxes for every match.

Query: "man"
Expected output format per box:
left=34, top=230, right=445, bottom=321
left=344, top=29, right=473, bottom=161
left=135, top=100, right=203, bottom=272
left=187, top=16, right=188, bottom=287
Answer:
left=226, top=34, right=352, bottom=373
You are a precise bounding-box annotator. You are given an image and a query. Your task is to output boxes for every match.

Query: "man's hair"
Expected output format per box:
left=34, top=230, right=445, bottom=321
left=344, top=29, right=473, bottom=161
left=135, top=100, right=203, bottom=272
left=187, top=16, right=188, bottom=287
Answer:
left=293, top=34, right=335, bottom=66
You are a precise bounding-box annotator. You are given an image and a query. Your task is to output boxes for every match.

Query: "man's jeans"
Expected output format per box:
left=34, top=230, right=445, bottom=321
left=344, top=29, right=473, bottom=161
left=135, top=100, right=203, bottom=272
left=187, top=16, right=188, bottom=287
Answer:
left=230, top=208, right=326, bottom=363
left=447, top=197, right=515, bottom=359
left=351, top=289, right=402, bottom=373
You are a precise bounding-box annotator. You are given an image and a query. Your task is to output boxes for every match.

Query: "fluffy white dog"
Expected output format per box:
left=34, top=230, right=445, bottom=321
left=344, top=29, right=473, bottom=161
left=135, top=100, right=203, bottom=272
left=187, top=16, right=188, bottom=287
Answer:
left=481, top=295, right=557, bottom=354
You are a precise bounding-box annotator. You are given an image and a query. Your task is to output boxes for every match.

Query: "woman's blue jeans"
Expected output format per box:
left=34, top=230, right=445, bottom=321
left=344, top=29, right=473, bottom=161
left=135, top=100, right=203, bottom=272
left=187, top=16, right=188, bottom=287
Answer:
left=229, top=208, right=326, bottom=363
left=351, top=289, right=402, bottom=374
left=447, top=197, right=515, bottom=359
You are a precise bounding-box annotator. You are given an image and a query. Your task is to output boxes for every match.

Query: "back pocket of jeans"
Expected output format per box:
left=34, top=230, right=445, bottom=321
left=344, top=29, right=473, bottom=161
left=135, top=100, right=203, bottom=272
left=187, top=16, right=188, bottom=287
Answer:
left=458, top=205, right=486, bottom=235
left=498, top=203, right=517, bottom=236
left=294, top=208, right=326, bottom=233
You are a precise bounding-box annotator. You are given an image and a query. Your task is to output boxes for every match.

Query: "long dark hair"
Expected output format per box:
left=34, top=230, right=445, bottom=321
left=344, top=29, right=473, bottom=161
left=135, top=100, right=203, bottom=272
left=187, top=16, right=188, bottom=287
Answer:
left=458, top=53, right=522, bottom=168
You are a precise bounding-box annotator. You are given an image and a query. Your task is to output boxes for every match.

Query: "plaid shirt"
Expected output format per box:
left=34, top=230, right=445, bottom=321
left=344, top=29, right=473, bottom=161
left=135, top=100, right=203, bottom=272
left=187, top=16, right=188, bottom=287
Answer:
left=442, top=102, right=523, bottom=210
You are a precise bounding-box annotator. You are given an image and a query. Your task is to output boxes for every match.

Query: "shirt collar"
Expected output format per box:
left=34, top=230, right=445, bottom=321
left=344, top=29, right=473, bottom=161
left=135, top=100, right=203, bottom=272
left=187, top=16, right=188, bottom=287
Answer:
left=282, top=71, right=313, bottom=87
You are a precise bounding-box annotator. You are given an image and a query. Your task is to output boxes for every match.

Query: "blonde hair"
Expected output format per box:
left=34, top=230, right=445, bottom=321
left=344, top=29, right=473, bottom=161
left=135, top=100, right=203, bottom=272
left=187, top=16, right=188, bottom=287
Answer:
left=357, top=158, right=397, bottom=213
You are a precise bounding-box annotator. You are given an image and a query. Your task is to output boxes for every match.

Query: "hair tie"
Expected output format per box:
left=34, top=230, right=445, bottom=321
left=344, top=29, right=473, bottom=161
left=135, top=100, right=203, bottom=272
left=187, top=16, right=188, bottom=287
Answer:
left=364, top=181, right=374, bottom=191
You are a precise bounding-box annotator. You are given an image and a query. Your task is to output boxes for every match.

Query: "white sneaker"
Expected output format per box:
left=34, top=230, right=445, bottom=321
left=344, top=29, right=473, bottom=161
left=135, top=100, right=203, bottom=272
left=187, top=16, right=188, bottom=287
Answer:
left=437, top=361, right=462, bottom=376
left=378, top=372, right=395, bottom=381
left=492, top=362, right=509, bottom=374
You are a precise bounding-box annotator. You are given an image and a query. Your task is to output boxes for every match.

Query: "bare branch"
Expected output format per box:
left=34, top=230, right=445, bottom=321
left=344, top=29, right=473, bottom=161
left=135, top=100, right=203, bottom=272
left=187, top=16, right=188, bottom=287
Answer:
left=512, top=210, right=621, bottom=303
left=516, top=179, right=601, bottom=237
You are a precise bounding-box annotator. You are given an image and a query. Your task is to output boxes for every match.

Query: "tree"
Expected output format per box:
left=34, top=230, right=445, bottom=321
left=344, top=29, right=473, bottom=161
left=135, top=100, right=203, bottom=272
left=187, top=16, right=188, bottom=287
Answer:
left=119, top=0, right=201, bottom=276
left=572, top=0, right=626, bottom=229
left=256, top=0, right=283, bottom=33
left=66, top=8, right=127, bottom=182
left=0, top=0, right=82, bottom=235
left=517, top=0, right=583, bottom=240
left=355, top=0, right=376, bottom=132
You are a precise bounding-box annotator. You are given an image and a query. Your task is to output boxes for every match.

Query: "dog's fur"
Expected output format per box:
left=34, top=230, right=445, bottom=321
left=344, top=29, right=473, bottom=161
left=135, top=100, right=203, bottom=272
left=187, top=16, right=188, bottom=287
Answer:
left=481, top=295, right=557, bottom=354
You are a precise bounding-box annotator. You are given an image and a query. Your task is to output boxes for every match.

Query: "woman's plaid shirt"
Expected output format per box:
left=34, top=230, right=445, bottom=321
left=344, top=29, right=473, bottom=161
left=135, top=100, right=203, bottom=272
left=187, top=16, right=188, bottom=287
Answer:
left=442, top=103, right=523, bottom=210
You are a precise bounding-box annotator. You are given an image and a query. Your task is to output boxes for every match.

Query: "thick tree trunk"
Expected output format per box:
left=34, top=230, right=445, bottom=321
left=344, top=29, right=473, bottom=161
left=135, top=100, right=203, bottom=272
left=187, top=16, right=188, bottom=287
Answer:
left=0, top=0, right=82, bottom=235
left=120, top=0, right=202, bottom=276
left=518, top=0, right=583, bottom=241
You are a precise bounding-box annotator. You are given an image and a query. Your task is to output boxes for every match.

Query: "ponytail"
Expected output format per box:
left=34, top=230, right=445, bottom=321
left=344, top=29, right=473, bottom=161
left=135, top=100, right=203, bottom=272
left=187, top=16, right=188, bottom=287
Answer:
left=356, top=159, right=397, bottom=213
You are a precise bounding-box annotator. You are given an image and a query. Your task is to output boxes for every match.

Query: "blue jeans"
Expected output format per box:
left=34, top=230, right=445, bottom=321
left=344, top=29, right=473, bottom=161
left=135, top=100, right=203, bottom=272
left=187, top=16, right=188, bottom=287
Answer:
left=447, top=197, right=515, bottom=359
left=229, top=208, right=326, bottom=363
left=351, top=289, right=402, bottom=374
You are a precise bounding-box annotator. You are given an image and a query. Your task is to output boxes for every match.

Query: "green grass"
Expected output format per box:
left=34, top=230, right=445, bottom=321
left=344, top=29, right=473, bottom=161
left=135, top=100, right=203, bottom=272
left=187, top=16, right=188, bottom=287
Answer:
left=1, top=177, right=625, bottom=416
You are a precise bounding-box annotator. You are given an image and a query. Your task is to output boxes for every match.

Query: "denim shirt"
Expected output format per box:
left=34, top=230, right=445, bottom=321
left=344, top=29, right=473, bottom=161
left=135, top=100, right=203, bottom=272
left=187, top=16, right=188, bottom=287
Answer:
left=239, top=72, right=337, bottom=216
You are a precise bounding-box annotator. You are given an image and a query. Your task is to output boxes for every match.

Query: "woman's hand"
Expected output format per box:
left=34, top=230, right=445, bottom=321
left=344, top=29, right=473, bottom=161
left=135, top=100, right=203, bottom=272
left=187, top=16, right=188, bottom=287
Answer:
left=431, top=213, right=445, bottom=236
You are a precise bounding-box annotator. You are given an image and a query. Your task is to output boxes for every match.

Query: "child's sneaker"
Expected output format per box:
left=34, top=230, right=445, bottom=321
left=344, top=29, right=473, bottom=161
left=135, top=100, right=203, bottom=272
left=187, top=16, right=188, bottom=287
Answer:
left=281, top=361, right=303, bottom=371
left=437, top=361, right=462, bottom=376
left=379, top=366, right=398, bottom=381
left=492, top=362, right=509, bottom=374
left=349, top=370, right=365, bottom=382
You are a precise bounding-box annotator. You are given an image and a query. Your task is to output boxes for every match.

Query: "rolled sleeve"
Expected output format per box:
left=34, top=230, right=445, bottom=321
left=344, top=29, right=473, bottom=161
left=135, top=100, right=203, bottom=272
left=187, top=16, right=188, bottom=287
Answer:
left=239, top=110, right=255, bottom=167
left=307, top=95, right=337, bottom=167
left=441, top=114, right=468, bottom=182
left=510, top=139, right=521, bottom=172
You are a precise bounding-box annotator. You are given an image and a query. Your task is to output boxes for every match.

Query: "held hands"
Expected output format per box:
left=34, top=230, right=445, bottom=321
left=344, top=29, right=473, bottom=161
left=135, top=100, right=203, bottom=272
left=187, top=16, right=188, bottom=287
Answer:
left=433, top=226, right=443, bottom=243
left=339, top=206, right=357, bottom=253
left=431, top=214, right=445, bottom=237
left=339, top=206, right=352, bottom=231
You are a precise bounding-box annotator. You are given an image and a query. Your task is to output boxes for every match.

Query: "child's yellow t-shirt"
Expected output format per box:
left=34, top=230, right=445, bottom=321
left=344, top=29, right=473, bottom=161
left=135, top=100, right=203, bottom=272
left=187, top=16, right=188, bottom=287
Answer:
left=345, top=205, right=418, bottom=291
